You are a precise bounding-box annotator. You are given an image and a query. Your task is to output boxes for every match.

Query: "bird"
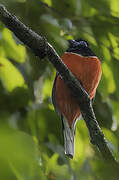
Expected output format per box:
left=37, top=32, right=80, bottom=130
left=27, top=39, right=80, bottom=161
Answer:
left=52, top=39, right=102, bottom=158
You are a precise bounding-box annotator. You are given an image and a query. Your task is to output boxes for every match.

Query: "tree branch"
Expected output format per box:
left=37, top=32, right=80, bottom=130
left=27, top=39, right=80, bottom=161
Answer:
left=0, top=5, right=119, bottom=167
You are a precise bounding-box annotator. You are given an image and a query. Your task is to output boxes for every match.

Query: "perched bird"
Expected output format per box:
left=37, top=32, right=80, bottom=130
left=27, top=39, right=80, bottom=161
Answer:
left=52, top=39, right=102, bottom=158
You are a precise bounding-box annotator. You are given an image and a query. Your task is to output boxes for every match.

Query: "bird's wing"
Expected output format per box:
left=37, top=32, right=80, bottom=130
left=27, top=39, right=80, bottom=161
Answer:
left=52, top=72, right=78, bottom=158
left=52, top=72, right=61, bottom=117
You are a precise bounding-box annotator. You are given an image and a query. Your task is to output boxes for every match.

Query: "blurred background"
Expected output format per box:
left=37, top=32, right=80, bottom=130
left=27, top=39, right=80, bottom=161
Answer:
left=0, top=0, right=119, bottom=179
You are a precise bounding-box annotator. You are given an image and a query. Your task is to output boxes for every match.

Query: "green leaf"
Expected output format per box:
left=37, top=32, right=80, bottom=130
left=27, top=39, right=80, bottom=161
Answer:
left=42, top=71, right=55, bottom=100
left=110, top=0, right=119, bottom=17
left=59, top=18, right=72, bottom=31
left=52, top=0, right=81, bottom=16
left=40, top=14, right=60, bottom=35
left=42, top=78, right=53, bottom=100
left=108, top=33, right=119, bottom=59
left=0, top=57, right=26, bottom=92
left=43, top=153, right=70, bottom=179
left=111, top=59, right=119, bottom=100
left=43, top=0, right=52, bottom=6
left=0, top=124, right=46, bottom=180
left=94, top=92, right=113, bottom=129
left=102, top=128, right=118, bottom=152
left=85, top=0, right=111, bottom=16
left=1, top=28, right=26, bottom=63
left=112, top=100, right=119, bottom=126
left=98, top=62, right=116, bottom=97
left=81, top=0, right=98, bottom=17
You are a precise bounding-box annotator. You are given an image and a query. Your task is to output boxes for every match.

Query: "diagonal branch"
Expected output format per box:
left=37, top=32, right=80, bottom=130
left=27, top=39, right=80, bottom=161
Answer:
left=0, top=5, right=119, bottom=167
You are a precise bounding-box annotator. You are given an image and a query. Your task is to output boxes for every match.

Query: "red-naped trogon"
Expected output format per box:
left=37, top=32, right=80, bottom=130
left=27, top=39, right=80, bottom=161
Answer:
left=52, top=39, right=102, bottom=158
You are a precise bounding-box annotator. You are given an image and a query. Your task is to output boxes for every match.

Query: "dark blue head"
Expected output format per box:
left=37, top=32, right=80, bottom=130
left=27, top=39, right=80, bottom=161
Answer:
left=67, top=39, right=95, bottom=57
left=68, top=39, right=88, bottom=48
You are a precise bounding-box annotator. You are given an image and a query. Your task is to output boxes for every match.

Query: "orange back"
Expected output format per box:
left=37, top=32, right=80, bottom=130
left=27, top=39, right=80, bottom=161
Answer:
left=55, top=53, right=102, bottom=127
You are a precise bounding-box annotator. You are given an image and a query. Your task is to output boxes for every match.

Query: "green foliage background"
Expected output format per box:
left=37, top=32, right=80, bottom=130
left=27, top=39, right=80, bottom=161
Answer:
left=0, top=0, right=119, bottom=179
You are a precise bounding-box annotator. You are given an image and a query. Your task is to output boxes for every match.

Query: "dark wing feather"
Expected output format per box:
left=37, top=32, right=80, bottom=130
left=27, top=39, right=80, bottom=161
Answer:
left=52, top=73, right=76, bottom=158
left=52, top=72, right=62, bottom=116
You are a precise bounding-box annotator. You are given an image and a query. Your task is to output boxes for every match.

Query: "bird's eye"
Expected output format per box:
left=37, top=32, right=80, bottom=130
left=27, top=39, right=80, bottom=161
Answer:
left=68, top=40, right=77, bottom=48
left=78, top=41, right=88, bottom=47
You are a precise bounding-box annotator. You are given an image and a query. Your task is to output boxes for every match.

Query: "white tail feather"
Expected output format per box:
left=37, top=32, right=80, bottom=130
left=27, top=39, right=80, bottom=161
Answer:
left=62, top=117, right=76, bottom=158
left=62, top=116, right=82, bottom=158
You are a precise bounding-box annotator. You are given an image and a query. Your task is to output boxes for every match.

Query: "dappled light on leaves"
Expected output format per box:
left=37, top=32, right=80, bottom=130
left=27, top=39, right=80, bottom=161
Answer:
left=1, top=28, right=26, bottom=63
left=0, top=57, right=26, bottom=91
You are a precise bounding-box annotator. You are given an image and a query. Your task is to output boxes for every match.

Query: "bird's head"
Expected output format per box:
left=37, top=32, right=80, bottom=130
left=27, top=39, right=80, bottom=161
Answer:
left=66, top=39, right=95, bottom=57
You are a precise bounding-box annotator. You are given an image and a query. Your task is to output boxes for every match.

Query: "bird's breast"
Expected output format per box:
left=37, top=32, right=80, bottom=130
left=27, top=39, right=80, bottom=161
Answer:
left=54, top=52, right=102, bottom=127
left=61, top=52, right=102, bottom=95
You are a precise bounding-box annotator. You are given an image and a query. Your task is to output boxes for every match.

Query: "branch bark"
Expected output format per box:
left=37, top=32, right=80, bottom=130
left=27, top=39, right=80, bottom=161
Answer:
left=0, top=5, right=119, bottom=167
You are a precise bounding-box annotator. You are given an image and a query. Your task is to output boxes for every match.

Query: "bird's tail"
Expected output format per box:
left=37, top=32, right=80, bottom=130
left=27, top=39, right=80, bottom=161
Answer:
left=62, top=117, right=76, bottom=159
